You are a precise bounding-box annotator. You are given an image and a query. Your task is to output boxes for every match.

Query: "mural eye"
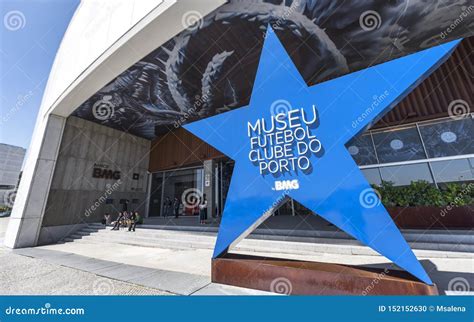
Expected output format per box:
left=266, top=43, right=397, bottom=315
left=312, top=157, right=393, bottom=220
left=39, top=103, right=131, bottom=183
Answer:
left=440, top=131, right=457, bottom=143
left=390, top=139, right=403, bottom=150
left=348, top=145, right=359, bottom=155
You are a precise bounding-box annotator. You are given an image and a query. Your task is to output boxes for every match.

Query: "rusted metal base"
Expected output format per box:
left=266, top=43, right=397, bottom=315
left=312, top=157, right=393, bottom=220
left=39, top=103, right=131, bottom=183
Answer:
left=212, top=253, right=438, bottom=295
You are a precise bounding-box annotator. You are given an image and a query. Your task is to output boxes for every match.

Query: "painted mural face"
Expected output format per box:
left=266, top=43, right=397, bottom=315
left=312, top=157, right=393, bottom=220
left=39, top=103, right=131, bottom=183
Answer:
left=73, top=0, right=474, bottom=139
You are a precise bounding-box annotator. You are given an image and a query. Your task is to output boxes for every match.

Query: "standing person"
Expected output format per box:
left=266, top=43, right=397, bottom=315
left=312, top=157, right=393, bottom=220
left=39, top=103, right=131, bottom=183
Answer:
left=104, top=213, right=111, bottom=226
left=122, top=199, right=129, bottom=212
left=111, top=212, right=124, bottom=230
left=199, top=194, right=208, bottom=224
left=128, top=211, right=139, bottom=232
left=163, top=197, right=171, bottom=217
left=173, top=197, right=180, bottom=219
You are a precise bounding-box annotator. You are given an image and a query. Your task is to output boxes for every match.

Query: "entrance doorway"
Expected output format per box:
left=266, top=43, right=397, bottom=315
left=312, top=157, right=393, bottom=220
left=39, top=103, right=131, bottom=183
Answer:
left=147, top=159, right=305, bottom=219
left=148, top=167, right=204, bottom=217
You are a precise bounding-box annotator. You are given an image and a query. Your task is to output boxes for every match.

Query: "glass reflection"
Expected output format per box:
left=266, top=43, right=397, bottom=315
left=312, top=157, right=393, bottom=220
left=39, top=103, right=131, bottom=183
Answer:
left=346, top=134, right=378, bottom=165
left=149, top=172, right=164, bottom=217
left=148, top=168, right=204, bottom=217
left=380, top=163, right=433, bottom=186
left=373, top=126, right=426, bottom=163
left=431, top=158, right=474, bottom=183
left=361, top=168, right=382, bottom=185
left=419, top=118, right=474, bottom=158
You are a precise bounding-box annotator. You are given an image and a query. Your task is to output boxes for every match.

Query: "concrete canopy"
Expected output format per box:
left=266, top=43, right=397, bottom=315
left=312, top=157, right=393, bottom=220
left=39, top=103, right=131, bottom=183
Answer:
left=72, top=0, right=474, bottom=139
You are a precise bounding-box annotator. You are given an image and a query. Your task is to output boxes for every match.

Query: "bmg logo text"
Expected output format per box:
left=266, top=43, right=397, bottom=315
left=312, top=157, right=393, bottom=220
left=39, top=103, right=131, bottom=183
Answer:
left=274, top=179, right=299, bottom=191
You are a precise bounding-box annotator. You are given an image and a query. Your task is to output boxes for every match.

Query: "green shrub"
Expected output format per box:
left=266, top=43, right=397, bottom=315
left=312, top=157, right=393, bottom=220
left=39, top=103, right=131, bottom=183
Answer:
left=0, top=205, right=11, bottom=212
left=372, top=181, right=473, bottom=207
left=442, top=182, right=474, bottom=206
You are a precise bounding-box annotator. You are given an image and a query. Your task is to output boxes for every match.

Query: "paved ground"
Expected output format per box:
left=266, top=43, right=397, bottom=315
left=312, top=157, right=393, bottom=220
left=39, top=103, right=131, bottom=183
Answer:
left=42, top=241, right=213, bottom=276
left=0, top=218, right=271, bottom=295
left=36, top=238, right=473, bottom=295
left=1, top=217, right=472, bottom=295
left=0, top=247, right=169, bottom=295
left=0, top=246, right=272, bottom=295
left=0, top=217, right=9, bottom=242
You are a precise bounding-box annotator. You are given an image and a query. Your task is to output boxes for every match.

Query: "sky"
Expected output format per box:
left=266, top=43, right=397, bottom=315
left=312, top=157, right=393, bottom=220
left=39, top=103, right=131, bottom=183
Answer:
left=0, top=0, right=79, bottom=149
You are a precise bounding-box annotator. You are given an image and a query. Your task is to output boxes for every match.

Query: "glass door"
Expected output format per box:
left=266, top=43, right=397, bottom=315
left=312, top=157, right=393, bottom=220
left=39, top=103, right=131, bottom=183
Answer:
left=148, top=172, right=164, bottom=217
left=148, top=167, right=204, bottom=217
left=163, top=168, right=203, bottom=216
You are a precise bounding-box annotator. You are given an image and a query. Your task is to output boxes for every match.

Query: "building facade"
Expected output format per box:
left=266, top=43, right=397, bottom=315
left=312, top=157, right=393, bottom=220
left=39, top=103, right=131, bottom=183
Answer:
left=146, top=37, right=474, bottom=219
left=4, top=0, right=473, bottom=248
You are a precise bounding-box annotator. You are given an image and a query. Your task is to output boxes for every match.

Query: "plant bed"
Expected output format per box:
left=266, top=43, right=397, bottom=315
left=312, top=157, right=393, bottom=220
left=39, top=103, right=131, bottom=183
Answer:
left=388, top=206, right=473, bottom=229
left=212, top=253, right=439, bottom=295
left=371, top=181, right=473, bottom=229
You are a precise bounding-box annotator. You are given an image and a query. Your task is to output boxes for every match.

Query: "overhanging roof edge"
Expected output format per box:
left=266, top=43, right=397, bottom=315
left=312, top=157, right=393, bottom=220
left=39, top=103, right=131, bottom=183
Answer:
left=44, top=0, right=227, bottom=120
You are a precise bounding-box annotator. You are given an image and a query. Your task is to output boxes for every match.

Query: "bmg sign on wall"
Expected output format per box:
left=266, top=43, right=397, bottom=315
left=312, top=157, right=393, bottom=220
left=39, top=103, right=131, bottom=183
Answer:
left=92, top=163, right=121, bottom=180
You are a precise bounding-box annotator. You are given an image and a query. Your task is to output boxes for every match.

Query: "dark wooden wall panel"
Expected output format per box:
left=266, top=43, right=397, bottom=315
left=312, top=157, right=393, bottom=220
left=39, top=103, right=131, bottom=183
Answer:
left=149, top=127, right=224, bottom=172
left=374, top=37, right=473, bottom=128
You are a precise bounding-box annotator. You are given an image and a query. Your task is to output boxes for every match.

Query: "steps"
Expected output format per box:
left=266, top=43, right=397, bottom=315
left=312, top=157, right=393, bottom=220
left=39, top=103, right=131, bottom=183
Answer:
left=121, top=222, right=474, bottom=246
left=59, top=223, right=474, bottom=258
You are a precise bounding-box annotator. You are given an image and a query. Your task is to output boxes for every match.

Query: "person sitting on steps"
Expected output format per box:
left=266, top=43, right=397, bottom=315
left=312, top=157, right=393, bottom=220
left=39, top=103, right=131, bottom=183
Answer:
left=128, top=211, right=139, bottom=232
left=111, top=211, right=124, bottom=230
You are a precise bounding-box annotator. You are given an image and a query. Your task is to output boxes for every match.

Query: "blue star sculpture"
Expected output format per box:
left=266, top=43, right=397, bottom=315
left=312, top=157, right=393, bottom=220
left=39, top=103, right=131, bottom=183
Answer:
left=184, top=26, right=459, bottom=284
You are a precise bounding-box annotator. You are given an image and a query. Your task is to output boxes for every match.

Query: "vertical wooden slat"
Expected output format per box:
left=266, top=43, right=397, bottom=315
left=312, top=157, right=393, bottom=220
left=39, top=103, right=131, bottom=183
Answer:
left=375, top=37, right=473, bottom=128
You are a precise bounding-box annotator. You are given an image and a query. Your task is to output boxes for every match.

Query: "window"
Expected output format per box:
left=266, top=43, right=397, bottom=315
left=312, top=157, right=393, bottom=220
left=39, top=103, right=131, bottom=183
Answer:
left=361, top=168, right=382, bottom=185
left=372, top=126, right=426, bottom=163
left=380, top=163, right=433, bottom=186
left=419, top=118, right=474, bottom=158
left=430, top=158, right=474, bottom=183
left=346, top=134, right=377, bottom=165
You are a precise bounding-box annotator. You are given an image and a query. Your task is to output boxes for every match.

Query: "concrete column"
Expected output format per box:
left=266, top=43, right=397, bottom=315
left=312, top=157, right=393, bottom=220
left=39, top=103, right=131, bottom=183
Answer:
left=203, top=159, right=216, bottom=221
left=144, top=172, right=152, bottom=218
left=4, top=114, right=66, bottom=248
